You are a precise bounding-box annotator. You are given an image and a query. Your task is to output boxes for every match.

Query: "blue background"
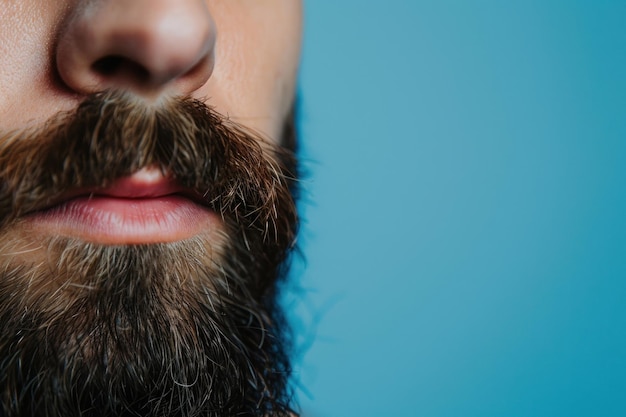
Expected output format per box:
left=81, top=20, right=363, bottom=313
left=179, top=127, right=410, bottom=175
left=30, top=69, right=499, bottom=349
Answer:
left=293, top=1, right=626, bottom=416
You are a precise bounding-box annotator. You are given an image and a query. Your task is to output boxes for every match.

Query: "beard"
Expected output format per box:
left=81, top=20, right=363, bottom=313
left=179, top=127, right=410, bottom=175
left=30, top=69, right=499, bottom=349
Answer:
left=0, top=91, right=299, bottom=416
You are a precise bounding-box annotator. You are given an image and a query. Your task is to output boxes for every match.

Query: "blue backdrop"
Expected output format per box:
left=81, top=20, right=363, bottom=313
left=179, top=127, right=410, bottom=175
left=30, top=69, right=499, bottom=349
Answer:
left=293, top=1, right=626, bottom=416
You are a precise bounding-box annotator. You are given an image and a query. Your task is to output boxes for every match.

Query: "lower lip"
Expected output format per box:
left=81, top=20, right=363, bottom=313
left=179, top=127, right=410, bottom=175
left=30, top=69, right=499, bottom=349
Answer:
left=28, top=195, right=220, bottom=244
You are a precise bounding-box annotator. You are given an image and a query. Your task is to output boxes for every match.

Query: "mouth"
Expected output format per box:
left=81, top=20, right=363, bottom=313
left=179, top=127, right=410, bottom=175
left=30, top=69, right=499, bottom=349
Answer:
left=26, top=167, right=221, bottom=245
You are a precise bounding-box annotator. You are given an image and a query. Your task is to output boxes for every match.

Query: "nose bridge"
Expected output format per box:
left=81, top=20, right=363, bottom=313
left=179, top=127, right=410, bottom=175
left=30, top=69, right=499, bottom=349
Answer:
left=56, top=0, right=216, bottom=96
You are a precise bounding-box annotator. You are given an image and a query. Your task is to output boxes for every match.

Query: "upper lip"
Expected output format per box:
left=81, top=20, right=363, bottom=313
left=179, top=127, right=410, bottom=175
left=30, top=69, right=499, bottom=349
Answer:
left=87, top=174, right=184, bottom=199
left=33, top=168, right=208, bottom=213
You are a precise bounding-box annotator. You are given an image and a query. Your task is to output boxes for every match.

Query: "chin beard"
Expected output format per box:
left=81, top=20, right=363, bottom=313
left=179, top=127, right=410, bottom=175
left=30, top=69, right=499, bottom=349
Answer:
left=0, top=91, right=299, bottom=416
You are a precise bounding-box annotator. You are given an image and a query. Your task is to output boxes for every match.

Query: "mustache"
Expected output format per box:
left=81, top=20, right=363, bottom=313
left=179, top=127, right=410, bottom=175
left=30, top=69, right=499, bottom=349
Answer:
left=0, top=90, right=297, bottom=246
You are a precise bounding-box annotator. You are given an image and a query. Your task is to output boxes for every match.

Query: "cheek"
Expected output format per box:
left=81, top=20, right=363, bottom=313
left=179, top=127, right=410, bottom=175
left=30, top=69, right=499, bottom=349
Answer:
left=0, top=2, right=76, bottom=130
left=0, top=7, right=42, bottom=124
left=194, top=1, right=302, bottom=142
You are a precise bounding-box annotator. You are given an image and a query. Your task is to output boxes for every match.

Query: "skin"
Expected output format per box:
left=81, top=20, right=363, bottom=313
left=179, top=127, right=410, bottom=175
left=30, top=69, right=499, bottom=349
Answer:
left=0, top=0, right=302, bottom=143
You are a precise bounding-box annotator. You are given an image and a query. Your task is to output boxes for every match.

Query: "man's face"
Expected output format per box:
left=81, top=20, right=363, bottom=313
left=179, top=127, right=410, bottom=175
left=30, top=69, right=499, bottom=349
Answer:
left=0, top=1, right=302, bottom=416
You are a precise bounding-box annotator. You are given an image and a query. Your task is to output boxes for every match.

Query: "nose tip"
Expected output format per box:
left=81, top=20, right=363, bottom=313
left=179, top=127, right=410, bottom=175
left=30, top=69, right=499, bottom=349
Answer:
left=56, top=0, right=216, bottom=96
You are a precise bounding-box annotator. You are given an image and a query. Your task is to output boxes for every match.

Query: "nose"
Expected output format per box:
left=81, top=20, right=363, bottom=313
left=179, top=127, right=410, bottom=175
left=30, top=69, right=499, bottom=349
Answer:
left=56, top=0, right=216, bottom=96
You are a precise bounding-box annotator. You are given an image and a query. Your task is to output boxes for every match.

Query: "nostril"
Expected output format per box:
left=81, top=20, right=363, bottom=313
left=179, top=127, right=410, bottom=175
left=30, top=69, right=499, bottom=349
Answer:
left=92, top=55, right=151, bottom=85
left=92, top=55, right=124, bottom=76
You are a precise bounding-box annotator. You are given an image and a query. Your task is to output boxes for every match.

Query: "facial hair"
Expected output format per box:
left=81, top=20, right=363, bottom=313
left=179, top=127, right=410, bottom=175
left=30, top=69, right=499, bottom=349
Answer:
left=0, top=91, right=299, bottom=417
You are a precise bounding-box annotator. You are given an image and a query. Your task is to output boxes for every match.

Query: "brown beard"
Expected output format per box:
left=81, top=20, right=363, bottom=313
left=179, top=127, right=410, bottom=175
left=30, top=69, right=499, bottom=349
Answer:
left=0, top=91, right=299, bottom=416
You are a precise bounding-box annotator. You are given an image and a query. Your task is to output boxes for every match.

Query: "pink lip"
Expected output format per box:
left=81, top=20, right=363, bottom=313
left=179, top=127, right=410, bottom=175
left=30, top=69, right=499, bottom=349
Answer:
left=27, top=168, right=220, bottom=244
